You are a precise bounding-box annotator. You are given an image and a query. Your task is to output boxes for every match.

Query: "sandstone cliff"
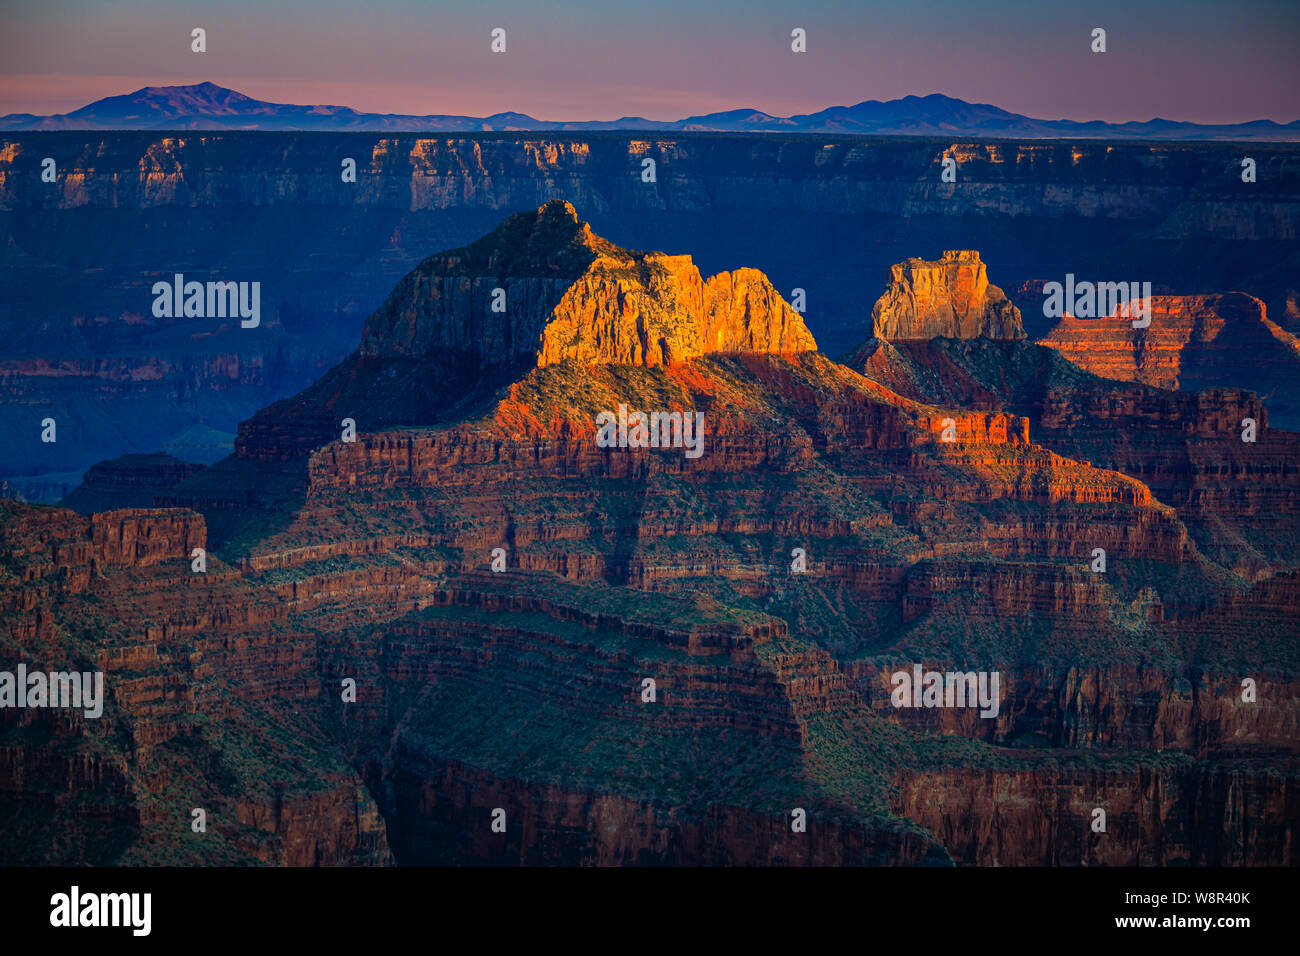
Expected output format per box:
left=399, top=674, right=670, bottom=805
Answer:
left=848, top=330, right=1300, bottom=572
left=225, top=201, right=815, bottom=465
left=0, top=500, right=392, bottom=865
left=361, top=199, right=815, bottom=369
left=4, top=132, right=1296, bottom=502
left=870, top=251, right=1025, bottom=341
left=61, top=453, right=204, bottom=515
left=1038, top=292, right=1300, bottom=428
left=5, top=208, right=1298, bottom=867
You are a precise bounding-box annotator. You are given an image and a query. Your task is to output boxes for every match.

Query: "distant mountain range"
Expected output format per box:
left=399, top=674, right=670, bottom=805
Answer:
left=3, top=82, right=1297, bottom=140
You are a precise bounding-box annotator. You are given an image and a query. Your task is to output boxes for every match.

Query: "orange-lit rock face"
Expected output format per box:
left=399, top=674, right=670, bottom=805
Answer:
left=872, top=250, right=1026, bottom=341
left=1038, top=292, right=1300, bottom=404
left=538, top=261, right=815, bottom=366
left=363, top=199, right=816, bottom=370
left=700, top=268, right=817, bottom=356
left=15, top=194, right=1300, bottom=868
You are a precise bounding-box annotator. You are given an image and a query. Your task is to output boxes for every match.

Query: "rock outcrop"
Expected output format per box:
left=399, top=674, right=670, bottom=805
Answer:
left=361, top=199, right=816, bottom=369
left=5, top=132, right=1297, bottom=502
left=0, top=499, right=393, bottom=866
left=893, top=760, right=1297, bottom=866
left=1038, top=292, right=1300, bottom=428
left=5, top=214, right=1298, bottom=868
left=870, top=251, right=1025, bottom=342
left=61, top=453, right=204, bottom=515
left=848, top=329, right=1300, bottom=571
left=227, top=201, right=814, bottom=464
left=89, top=507, right=205, bottom=569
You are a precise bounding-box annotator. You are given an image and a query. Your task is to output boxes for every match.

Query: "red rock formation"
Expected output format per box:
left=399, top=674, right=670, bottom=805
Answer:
left=849, top=331, right=1300, bottom=571
left=5, top=218, right=1298, bottom=869
left=846, top=660, right=1298, bottom=754
left=362, top=200, right=816, bottom=370
left=893, top=761, right=1296, bottom=866
left=90, top=508, right=205, bottom=569
left=0, top=499, right=392, bottom=865
left=393, top=757, right=945, bottom=866
left=61, top=453, right=204, bottom=515
left=1038, top=292, right=1300, bottom=427
left=871, top=251, right=1025, bottom=341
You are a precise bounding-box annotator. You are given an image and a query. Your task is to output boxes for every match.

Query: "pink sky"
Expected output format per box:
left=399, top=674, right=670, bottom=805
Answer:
left=1, top=0, right=1297, bottom=124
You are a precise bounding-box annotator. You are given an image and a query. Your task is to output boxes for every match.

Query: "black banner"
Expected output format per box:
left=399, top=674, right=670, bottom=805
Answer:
left=7, top=865, right=1284, bottom=943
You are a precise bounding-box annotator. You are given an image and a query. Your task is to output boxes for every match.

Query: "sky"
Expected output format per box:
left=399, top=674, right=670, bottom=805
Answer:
left=0, top=0, right=1297, bottom=123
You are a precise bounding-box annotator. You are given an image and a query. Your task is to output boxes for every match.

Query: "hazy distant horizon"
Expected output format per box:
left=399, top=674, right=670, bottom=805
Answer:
left=4, top=80, right=1300, bottom=129
left=1, top=0, right=1297, bottom=124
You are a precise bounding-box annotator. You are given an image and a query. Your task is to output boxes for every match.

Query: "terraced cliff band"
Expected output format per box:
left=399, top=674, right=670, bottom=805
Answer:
left=3, top=203, right=1297, bottom=867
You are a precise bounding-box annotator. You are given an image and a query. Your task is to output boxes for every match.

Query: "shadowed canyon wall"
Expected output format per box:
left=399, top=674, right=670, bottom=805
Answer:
left=2, top=133, right=1297, bottom=498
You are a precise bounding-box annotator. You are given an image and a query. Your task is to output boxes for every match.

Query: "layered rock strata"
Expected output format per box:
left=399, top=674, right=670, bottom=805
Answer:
left=4, top=213, right=1297, bottom=866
